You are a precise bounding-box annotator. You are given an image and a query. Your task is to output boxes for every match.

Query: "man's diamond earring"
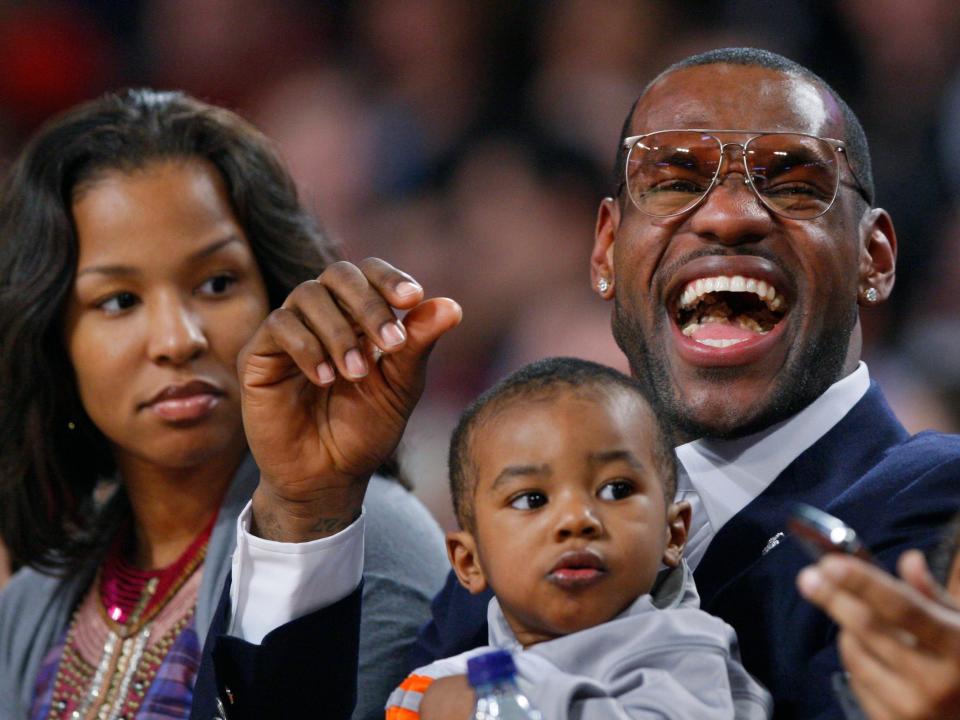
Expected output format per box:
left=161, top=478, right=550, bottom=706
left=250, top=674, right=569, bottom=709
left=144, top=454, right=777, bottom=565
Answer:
left=863, top=287, right=878, bottom=303
left=597, top=278, right=610, bottom=294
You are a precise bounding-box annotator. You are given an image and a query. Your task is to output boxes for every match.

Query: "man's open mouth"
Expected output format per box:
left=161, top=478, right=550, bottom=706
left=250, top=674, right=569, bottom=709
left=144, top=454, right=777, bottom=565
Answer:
left=675, top=275, right=788, bottom=348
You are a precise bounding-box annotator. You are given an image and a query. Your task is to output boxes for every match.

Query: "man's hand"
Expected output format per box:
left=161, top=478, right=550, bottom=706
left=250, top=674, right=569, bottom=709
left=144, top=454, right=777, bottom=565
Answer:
left=797, top=551, right=960, bottom=720
left=420, top=675, right=474, bottom=720
left=238, top=258, right=461, bottom=542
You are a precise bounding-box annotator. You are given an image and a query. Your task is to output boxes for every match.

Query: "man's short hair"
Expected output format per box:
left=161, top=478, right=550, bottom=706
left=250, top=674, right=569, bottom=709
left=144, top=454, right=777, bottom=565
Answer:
left=613, top=47, right=875, bottom=208
left=448, top=356, right=678, bottom=531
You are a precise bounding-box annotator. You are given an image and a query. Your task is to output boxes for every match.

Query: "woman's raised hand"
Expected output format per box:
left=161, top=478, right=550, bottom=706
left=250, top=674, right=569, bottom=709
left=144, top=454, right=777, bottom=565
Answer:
left=238, top=258, right=461, bottom=541
left=798, top=551, right=960, bottom=720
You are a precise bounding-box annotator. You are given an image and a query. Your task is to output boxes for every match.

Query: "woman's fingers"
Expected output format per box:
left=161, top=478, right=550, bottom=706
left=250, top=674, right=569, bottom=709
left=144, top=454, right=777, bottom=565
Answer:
left=798, top=563, right=923, bottom=673
left=799, top=555, right=951, bottom=652
left=842, top=640, right=906, bottom=720
left=844, top=627, right=960, bottom=720
left=899, top=549, right=957, bottom=607
left=799, top=553, right=960, bottom=718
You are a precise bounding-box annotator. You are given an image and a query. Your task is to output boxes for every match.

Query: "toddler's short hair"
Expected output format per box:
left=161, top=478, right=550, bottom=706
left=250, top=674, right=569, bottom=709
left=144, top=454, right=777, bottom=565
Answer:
left=448, top=357, right=677, bottom=531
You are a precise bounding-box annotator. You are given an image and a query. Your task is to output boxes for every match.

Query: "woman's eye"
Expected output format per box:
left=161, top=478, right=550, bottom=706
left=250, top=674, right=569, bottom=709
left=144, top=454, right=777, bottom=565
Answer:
left=198, top=274, right=236, bottom=295
left=98, top=292, right=138, bottom=314
left=510, top=492, right=547, bottom=510
left=598, top=480, right=634, bottom=501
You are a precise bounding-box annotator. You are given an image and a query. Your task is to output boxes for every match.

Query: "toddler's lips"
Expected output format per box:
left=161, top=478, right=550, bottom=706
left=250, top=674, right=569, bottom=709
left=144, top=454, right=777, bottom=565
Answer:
left=547, top=550, right=607, bottom=589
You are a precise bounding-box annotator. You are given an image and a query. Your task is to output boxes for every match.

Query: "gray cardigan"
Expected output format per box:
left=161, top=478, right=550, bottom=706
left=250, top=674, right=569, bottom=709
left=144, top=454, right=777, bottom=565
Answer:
left=0, top=456, right=448, bottom=720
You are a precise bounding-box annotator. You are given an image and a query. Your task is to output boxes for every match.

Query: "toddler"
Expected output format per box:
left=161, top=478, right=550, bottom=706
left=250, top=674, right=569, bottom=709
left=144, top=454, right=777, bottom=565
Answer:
left=387, top=357, right=771, bottom=719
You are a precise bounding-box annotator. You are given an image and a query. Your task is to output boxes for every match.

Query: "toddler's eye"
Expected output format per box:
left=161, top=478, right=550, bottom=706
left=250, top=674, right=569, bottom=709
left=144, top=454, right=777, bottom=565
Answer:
left=99, top=292, right=138, bottom=314
left=510, top=492, right=547, bottom=510
left=598, top=480, right=634, bottom=501
left=198, top=274, right=236, bottom=295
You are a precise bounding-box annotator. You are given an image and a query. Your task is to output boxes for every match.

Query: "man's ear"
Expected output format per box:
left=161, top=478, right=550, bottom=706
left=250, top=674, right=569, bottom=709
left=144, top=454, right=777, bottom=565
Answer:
left=446, top=530, right=488, bottom=595
left=858, top=207, right=897, bottom=305
left=591, top=197, right=620, bottom=299
left=662, top=500, right=691, bottom=568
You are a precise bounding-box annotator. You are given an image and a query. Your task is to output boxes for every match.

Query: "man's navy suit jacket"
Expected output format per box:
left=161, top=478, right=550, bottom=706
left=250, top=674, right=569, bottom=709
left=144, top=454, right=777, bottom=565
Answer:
left=190, top=383, right=960, bottom=719
left=412, top=383, right=960, bottom=719
left=190, top=581, right=362, bottom=719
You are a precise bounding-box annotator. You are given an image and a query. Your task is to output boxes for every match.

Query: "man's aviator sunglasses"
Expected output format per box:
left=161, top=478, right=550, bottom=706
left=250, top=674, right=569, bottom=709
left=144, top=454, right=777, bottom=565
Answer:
left=620, top=129, right=872, bottom=220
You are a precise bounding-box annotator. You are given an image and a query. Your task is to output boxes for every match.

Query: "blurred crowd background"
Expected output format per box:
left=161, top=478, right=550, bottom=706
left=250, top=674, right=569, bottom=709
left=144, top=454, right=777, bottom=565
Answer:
left=2, top=0, right=960, bottom=549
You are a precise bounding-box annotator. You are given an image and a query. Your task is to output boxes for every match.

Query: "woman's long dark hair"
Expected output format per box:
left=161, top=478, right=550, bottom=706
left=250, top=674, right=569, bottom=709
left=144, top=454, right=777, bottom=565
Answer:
left=0, top=89, right=341, bottom=574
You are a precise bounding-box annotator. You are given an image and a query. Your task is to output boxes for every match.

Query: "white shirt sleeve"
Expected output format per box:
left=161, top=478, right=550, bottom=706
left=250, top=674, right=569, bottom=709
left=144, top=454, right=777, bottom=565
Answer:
left=227, top=500, right=365, bottom=644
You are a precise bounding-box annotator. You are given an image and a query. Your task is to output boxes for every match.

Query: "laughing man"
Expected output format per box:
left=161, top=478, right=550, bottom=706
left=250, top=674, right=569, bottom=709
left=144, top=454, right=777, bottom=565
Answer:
left=412, top=48, right=960, bottom=718
left=193, top=48, right=960, bottom=720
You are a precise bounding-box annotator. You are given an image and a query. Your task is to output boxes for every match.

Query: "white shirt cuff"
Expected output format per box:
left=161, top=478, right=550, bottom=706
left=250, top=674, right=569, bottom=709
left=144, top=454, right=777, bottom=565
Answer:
left=227, top=500, right=365, bottom=644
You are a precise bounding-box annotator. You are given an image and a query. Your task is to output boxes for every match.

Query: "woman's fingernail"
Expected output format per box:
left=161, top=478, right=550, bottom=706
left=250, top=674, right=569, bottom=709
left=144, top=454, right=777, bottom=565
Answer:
left=380, top=321, right=405, bottom=348
left=317, top=361, right=335, bottom=385
left=345, top=349, right=368, bottom=378
left=797, top=567, right=824, bottom=597
left=396, top=281, right=422, bottom=298
left=819, top=555, right=850, bottom=581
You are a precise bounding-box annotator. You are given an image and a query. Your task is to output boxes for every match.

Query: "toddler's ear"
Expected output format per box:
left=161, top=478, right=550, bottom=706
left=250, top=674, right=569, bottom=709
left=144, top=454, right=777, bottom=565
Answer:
left=446, top=530, right=488, bottom=594
left=662, top=500, right=692, bottom=568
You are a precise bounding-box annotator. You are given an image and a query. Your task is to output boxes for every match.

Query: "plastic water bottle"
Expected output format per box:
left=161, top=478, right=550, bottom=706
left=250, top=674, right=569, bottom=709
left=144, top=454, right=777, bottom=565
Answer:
left=467, top=649, right=543, bottom=720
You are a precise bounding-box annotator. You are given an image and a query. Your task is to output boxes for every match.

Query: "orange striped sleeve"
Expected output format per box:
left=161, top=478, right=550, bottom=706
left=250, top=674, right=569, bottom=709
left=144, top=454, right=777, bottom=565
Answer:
left=385, top=673, right=438, bottom=720
left=398, top=674, right=434, bottom=694
left=385, top=707, right=421, bottom=720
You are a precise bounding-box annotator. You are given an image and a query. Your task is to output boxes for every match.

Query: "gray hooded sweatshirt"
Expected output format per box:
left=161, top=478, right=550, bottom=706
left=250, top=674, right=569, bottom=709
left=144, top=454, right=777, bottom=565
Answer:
left=387, top=561, right=773, bottom=719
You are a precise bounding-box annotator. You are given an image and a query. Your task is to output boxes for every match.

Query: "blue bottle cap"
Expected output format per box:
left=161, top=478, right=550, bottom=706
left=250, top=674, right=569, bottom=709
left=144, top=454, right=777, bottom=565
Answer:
left=467, top=649, right=517, bottom=687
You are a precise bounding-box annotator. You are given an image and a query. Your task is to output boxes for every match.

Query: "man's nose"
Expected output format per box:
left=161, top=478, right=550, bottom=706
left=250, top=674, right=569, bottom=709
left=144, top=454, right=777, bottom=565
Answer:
left=147, top=294, right=208, bottom=365
left=554, top=493, right=603, bottom=540
left=688, top=145, right=774, bottom=245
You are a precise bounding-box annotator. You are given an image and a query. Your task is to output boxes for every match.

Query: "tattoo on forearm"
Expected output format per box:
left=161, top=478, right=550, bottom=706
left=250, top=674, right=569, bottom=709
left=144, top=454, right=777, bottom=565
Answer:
left=250, top=511, right=284, bottom=540
left=251, top=490, right=359, bottom=541
left=311, top=517, right=353, bottom=534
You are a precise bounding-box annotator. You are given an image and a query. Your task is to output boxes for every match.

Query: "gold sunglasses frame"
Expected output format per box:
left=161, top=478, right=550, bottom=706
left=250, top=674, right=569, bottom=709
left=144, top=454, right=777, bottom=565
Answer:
left=620, top=129, right=872, bottom=219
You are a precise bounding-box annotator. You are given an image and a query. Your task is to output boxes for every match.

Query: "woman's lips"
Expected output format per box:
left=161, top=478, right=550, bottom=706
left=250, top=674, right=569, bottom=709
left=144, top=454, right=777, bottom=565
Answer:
left=143, top=380, right=223, bottom=422
left=149, top=393, right=221, bottom=422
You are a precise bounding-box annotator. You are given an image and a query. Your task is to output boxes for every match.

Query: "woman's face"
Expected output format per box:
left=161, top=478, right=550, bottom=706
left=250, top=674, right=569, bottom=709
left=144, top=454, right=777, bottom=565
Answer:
left=63, top=158, right=270, bottom=475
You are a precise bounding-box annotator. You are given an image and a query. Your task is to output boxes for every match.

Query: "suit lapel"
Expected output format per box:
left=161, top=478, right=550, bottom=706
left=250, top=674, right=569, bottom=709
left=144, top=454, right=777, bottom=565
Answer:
left=693, top=382, right=908, bottom=608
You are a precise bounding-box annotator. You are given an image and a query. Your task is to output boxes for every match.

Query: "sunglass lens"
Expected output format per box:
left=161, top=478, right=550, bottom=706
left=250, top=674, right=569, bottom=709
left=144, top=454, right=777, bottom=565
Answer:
left=746, top=135, right=839, bottom=219
left=625, top=132, right=720, bottom=216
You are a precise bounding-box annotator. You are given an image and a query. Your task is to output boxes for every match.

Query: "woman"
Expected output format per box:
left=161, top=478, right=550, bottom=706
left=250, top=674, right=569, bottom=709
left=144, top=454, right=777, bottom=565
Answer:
left=0, top=89, right=448, bottom=719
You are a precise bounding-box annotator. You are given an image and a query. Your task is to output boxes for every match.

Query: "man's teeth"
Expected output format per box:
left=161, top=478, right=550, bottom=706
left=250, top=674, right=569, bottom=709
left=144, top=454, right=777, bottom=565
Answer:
left=679, top=275, right=785, bottom=311
left=681, top=317, right=765, bottom=336
left=696, top=338, right=748, bottom=348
